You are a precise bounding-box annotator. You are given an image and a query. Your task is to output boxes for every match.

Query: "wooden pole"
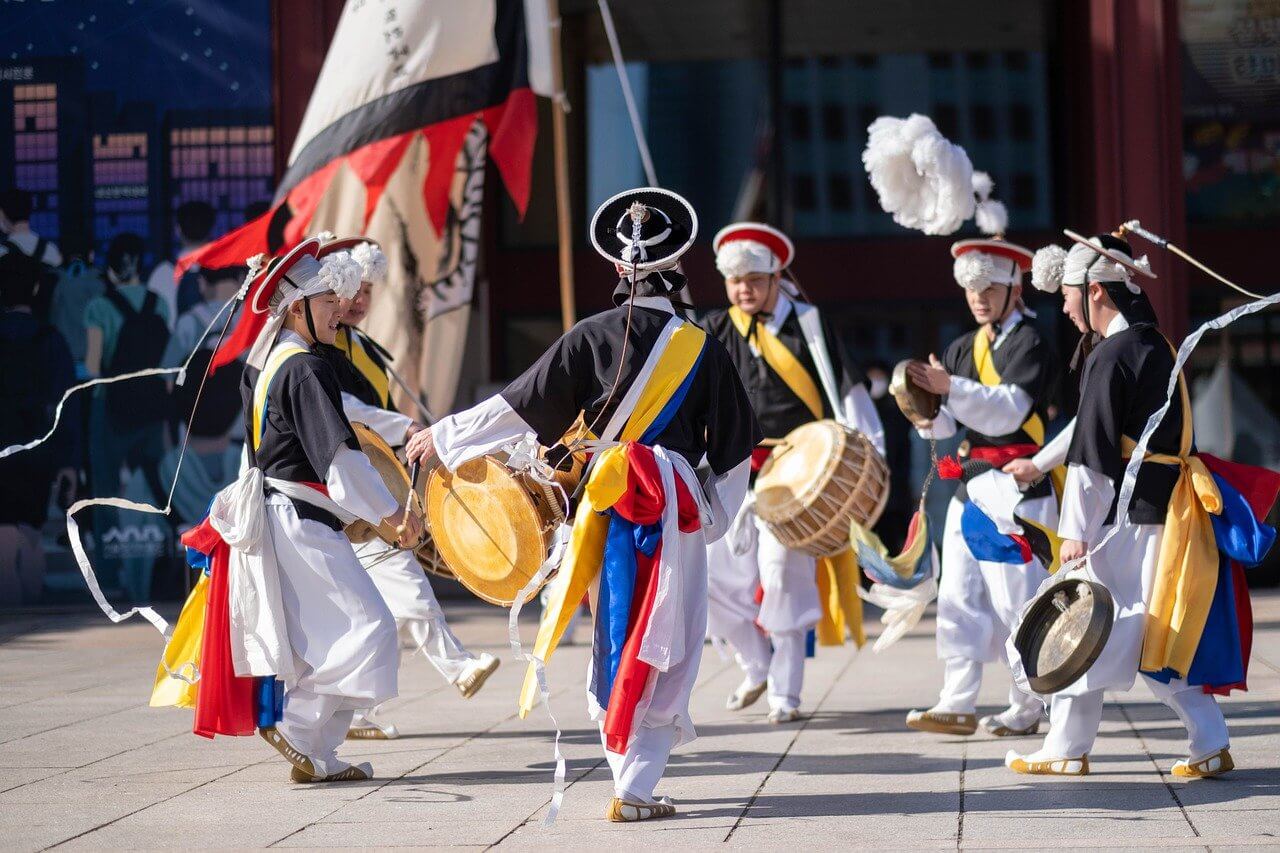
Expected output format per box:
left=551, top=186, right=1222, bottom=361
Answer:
left=547, top=0, right=576, bottom=333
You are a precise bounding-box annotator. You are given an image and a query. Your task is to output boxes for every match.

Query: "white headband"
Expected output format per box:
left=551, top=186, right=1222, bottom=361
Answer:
left=247, top=252, right=362, bottom=369
left=716, top=239, right=780, bottom=278
left=953, top=251, right=1020, bottom=291
left=1062, top=240, right=1149, bottom=294
left=349, top=241, right=388, bottom=284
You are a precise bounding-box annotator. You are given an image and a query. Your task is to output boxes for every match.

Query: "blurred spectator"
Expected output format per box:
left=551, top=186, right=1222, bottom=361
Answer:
left=47, top=235, right=105, bottom=379
left=161, top=263, right=245, bottom=373
left=1, top=188, right=63, bottom=322
left=84, top=233, right=172, bottom=599
left=147, top=201, right=217, bottom=327
left=0, top=246, right=77, bottom=605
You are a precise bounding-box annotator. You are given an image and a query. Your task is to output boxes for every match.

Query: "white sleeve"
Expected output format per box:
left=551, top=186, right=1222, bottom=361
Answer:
left=1031, top=418, right=1076, bottom=473
left=842, top=384, right=885, bottom=456
left=946, top=375, right=1034, bottom=436
left=1057, top=462, right=1115, bottom=545
left=434, top=393, right=538, bottom=471
left=916, top=404, right=958, bottom=440
left=326, top=444, right=398, bottom=526
left=702, top=457, right=751, bottom=544
left=341, top=391, right=414, bottom=447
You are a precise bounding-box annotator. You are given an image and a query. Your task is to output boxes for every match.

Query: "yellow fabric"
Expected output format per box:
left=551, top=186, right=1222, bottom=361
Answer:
left=1019, top=515, right=1064, bottom=575
left=149, top=574, right=208, bottom=709
left=972, top=326, right=1045, bottom=445
left=518, top=322, right=707, bottom=717
left=251, top=343, right=310, bottom=451
left=851, top=512, right=930, bottom=582
left=1119, top=368, right=1223, bottom=678
left=337, top=327, right=390, bottom=407
left=729, top=306, right=823, bottom=422
left=815, top=549, right=865, bottom=648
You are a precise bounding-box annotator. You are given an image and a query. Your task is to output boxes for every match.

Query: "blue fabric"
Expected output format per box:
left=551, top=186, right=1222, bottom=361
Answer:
left=255, top=677, right=283, bottom=728
left=805, top=628, right=816, bottom=658
left=856, top=537, right=935, bottom=590
left=1145, top=472, right=1273, bottom=687
left=960, top=501, right=1026, bottom=564
left=638, top=337, right=706, bottom=445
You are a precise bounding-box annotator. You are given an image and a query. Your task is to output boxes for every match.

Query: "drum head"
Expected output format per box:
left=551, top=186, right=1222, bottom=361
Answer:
left=755, top=421, right=841, bottom=521
left=1015, top=578, right=1114, bottom=694
left=427, top=457, right=550, bottom=606
left=349, top=423, right=423, bottom=549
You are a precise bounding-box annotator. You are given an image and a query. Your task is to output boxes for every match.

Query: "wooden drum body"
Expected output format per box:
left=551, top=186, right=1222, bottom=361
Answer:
left=753, top=420, right=890, bottom=557
left=426, top=455, right=568, bottom=606
left=346, top=423, right=427, bottom=551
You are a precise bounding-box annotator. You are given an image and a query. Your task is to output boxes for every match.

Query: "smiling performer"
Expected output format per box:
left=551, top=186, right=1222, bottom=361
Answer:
left=904, top=226, right=1058, bottom=740
left=314, top=236, right=498, bottom=741
left=702, top=222, right=883, bottom=724
left=1006, top=232, right=1280, bottom=778
left=155, top=238, right=420, bottom=784
left=407, top=188, right=759, bottom=822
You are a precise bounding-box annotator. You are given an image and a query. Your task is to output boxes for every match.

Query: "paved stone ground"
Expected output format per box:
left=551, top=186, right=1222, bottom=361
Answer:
left=2, top=591, right=1278, bottom=851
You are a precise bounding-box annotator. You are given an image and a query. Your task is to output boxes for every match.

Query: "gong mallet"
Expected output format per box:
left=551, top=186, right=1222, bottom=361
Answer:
left=1120, top=219, right=1265, bottom=300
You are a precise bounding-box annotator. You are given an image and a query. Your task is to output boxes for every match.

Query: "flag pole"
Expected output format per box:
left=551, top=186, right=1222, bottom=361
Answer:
left=548, top=0, right=576, bottom=333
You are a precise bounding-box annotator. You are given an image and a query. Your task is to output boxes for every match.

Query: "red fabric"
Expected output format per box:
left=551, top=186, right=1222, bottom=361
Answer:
left=174, top=206, right=276, bottom=283
left=1007, top=534, right=1034, bottom=564
left=953, top=241, right=1033, bottom=271
left=750, top=446, right=772, bottom=473
left=483, top=87, right=538, bottom=220
left=936, top=456, right=963, bottom=480
left=421, top=115, right=477, bottom=234
left=599, top=443, right=702, bottom=753
left=968, top=443, right=1041, bottom=468
left=1198, top=454, right=1280, bottom=696
left=346, top=132, right=415, bottom=228
left=282, top=159, right=343, bottom=247
left=182, top=519, right=257, bottom=739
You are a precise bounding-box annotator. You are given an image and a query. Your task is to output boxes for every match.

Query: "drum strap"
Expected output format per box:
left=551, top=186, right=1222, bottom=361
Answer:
left=972, top=326, right=1046, bottom=445
left=251, top=343, right=310, bottom=452
left=728, top=305, right=823, bottom=421
left=337, top=326, right=391, bottom=408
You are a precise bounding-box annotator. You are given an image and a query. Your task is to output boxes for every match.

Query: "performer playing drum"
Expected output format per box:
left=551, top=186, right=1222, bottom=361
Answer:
left=703, top=223, right=884, bottom=724
left=1005, top=232, right=1280, bottom=777
left=407, top=188, right=758, bottom=822
left=314, top=236, right=497, bottom=741
left=904, top=231, right=1058, bottom=739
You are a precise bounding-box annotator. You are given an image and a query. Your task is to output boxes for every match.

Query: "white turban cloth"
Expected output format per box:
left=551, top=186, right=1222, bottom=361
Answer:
left=1062, top=240, right=1150, bottom=294
left=716, top=239, right=779, bottom=279
left=953, top=251, right=1020, bottom=291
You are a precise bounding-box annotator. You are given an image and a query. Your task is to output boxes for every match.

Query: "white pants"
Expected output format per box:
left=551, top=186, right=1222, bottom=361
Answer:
left=707, top=524, right=818, bottom=712
left=266, top=497, right=398, bottom=771
left=935, top=495, right=1053, bottom=718
left=1042, top=676, right=1230, bottom=760
left=351, top=548, right=477, bottom=726
left=601, top=724, right=678, bottom=803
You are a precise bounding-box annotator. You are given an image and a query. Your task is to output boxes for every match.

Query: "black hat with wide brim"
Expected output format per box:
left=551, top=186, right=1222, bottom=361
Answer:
left=590, top=187, right=697, bottom=274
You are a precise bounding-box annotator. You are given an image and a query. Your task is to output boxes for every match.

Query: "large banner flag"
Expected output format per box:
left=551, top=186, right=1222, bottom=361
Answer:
left=181, top=0, right=552, bottom=411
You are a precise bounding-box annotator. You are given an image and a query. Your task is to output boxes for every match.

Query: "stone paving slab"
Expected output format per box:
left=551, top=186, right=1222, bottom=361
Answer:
left=1, top=591, right=1277, bottom=850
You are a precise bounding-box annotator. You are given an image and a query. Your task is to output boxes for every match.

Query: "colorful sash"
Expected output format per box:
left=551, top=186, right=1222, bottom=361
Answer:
left=337, top=327, right=391, bottom=407
left=517, top=321, right=707, bottom=743
left=252, top=343, right=310, bottom=451
left=728, top=305, right=864, bottom=647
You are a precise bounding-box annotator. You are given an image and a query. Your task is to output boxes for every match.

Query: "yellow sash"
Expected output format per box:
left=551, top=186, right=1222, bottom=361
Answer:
left=518, top=321, right=707, bottom=717
left=1119, top=365, right=1222, bottom=678
left=728, top=306, right=863, bottom=647
left=973, top=325, right=1066, bottom=496
left=149, top=574, right=208, bottom=709
left=337, top=327, right=391, bottom=407
left=729, top=306, right=823, bottom=421
left=251, top=343, right=310, bottom=451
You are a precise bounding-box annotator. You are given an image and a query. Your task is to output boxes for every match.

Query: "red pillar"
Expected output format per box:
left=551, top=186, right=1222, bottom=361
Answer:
left=1082, top=0, right=1188, bottom=339
left=270, top=0, right=346, bottom=181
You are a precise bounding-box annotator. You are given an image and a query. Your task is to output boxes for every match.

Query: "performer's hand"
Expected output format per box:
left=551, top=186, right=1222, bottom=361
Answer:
left=907, top=354, right=951, bottom=395
left=404, top=421, right=424, bottom=443
left=388, top=508, right=424, bottom=549
left=1060, top=539, right=1088, bottom=568
left=1002, top=458, right=1041, bottom=484
left=405, top=426, right=436, bottom=465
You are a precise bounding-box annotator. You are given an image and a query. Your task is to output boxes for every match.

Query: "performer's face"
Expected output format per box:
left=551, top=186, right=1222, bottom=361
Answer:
left=725, top=272, right=777, bottom=315
left=340, top=280, right=373, bottom=325
left=1062, top=284, right=1089, bottom=333
left=965, top=284, right=1011, bottom=325
left=289, top=292, right=344, bottom=345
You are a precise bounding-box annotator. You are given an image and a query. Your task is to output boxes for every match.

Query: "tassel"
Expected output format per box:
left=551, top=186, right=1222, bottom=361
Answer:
left=937, top=456, right=964, bottom=480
